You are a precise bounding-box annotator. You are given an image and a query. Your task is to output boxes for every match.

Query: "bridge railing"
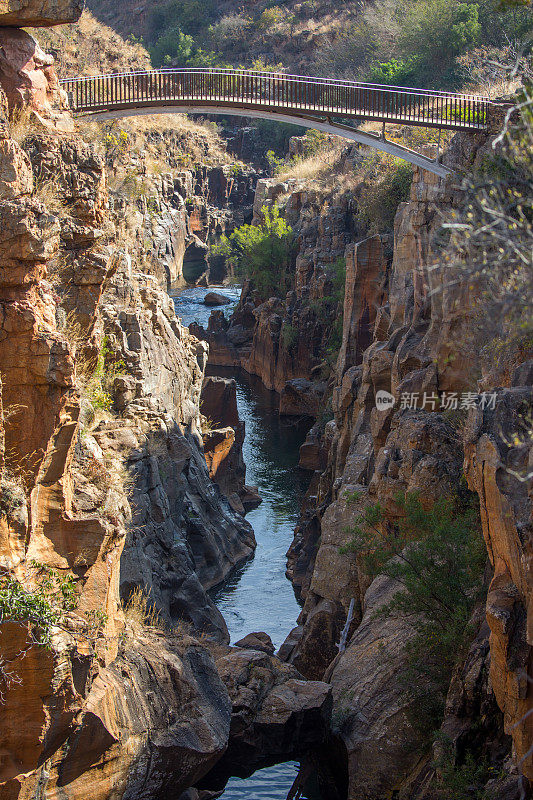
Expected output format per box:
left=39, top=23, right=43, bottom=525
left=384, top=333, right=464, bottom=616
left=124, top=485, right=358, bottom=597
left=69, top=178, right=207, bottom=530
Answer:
left=61, top=69, right=490, bottom=130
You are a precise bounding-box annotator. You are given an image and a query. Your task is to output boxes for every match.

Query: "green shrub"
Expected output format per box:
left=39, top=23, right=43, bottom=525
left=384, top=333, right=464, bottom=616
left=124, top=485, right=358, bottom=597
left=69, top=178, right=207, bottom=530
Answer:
left=213, top=204, right=294, bottom=300
left=398, top=0, right=481, bottom=85
left=84, top=337, right=128, bottom=413
left=367, top=58, right=417, bottom=86
left=257, top=6, right=285, bottom=31
left=341, top=490, right=485, bottom=736
left=150, top=26, right=218, bottom=68
left=149, top=0, right=216, bottom=38
left=280, top=322, right=298, bottom=352
left=358, top=160, right=413, bottom=235
left=432, top=734, right=491, bottom=799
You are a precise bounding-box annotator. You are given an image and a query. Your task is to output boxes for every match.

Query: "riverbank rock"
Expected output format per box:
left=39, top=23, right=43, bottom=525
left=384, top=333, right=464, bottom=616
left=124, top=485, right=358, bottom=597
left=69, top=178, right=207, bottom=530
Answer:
left=200, top=376, right=261, bottom=514
left=4, top=630, right=232, bottom=800
left=204, top=291, right=231, bottom=306
left=201, top=375, right=240, bottom=428
left=279, top=378, right=326, bottom=417
left=235, top=631, right=275, bottom=654
left=200, top=645, right=333, bottom=792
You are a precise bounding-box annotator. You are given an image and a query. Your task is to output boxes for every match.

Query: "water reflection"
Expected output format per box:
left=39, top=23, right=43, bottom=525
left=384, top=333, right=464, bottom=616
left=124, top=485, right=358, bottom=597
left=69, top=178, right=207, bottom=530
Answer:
left=173, top=286, right=317, bottom=799
left=208, top=366, right=311, bottom=649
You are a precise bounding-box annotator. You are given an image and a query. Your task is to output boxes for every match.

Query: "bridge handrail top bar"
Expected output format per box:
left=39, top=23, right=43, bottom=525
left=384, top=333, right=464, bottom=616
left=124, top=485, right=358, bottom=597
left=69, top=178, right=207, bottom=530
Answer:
left=59, top=68, right=492, bottom=102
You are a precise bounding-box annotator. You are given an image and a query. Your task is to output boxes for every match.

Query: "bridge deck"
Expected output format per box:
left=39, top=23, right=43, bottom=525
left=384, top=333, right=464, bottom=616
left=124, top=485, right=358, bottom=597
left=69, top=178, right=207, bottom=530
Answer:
left=61, top=68, right=491, bottom=132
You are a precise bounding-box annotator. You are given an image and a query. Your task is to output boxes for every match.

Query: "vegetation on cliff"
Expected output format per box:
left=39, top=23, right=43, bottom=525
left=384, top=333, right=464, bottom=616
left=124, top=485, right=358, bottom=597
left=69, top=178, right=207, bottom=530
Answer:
left=214, top=204, right=295, bottom=299
left=342, top=490, right=486, bottom=734
left=442, top=88, right=533, bottom=383
left=88, top=0, right=531, bottom=94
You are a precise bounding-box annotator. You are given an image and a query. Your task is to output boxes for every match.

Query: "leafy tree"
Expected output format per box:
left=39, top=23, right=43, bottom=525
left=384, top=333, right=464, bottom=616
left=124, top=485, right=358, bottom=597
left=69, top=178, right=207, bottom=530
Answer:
left=367, top=58, right=417, bottom=86
left=341, top=490, right=485, bottom=734
left=399, top=0, right=481, bottom=85
left=150, top=0, right=216, bottom=38
left=150, top=27, right=219, bottom=68
left=214, top=205, right=294, bottom=300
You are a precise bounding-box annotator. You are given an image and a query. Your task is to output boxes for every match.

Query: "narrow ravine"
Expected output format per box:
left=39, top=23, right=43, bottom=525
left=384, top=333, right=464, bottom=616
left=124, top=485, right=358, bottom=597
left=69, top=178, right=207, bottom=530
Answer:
left=173, top=285, right=320, bottom=800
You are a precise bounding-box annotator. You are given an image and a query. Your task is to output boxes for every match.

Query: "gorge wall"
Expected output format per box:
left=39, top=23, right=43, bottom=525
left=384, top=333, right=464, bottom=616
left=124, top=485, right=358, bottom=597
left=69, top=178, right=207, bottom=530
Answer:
left=0, top=11, right=335, bottom=800
left=0, top=4, right=530, bottom=799
left=198, top=130, right=532, bottom=797
left=279, top=140, right=532, bottom=796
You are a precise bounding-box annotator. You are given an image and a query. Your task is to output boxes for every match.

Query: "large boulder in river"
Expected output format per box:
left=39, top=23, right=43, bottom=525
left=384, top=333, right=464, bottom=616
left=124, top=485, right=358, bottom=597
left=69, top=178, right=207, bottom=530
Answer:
left=201, top=376, right=240, bottom=428
left=201, top=646, right=332, bottom=791
left=279, top=378, right=326, bottom=417
left=235, top=631, right=275, bottom=655
left=0, top=0, right=82, bottom=26
left=203, top=291, right=231, bottom=307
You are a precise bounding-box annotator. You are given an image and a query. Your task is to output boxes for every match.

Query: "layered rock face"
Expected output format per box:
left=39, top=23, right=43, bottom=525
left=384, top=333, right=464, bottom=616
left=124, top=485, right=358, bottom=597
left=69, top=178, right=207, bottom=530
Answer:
left=96, top=257, right=256, bottom=639
left=464, top=371, right=533, bottom=782
left=193, top=158, right=363, bottom=415
left=0, top=24, right=340, bottom=799
left=279, top=135, right=532, bottom=797
left=108, top=140, right=258, bottom=290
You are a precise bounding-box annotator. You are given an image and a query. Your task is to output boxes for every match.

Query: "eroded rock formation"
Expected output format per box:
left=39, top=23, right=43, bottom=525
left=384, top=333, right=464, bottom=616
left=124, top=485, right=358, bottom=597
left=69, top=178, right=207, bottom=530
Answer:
left=277, top=136, right=532, bottom=797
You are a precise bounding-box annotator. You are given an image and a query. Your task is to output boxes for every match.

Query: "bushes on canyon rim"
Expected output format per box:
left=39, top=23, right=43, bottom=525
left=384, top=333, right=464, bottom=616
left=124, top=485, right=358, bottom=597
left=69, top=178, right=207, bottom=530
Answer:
left=214, top=204, right=294, bottom=300
left=342, top=490, right=485, bottom=734
left=440, top=90, right=533, bottom=383
left=357, top=158, right=413, bottom=235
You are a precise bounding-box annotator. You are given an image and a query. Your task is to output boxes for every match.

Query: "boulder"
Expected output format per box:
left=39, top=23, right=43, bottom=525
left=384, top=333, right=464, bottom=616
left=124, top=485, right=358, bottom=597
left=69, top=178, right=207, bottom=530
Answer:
left=203, top=291, right=231, bottom=306
left=202, top=646, right=332, bottom=789
left=0, top=135, right=33, bottom=199
left=201, top=376, right=240, bottom=428
left=5, top=631, right=232, bottom=800
left=234, top=631, right=275, bottom=655
left=328, top=572, right=429, bottom=799
left=279, top=378, right=326, bottom=417
left=0, top=0, right=82, bottom=26
left=240, top=484, right=262, bottom=511
left=0, top=28, right=73, bottom=130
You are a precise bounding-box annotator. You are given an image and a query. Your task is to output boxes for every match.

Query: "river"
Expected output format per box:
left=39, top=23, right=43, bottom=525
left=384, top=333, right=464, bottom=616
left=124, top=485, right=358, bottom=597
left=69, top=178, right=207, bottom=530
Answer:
left=173, top=285, right=319, bottom=800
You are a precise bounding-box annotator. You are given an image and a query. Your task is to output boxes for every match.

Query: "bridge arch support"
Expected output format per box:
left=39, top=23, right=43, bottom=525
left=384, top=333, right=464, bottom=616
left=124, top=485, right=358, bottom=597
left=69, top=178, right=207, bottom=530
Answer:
left=82, top=105, right=453, bottom=177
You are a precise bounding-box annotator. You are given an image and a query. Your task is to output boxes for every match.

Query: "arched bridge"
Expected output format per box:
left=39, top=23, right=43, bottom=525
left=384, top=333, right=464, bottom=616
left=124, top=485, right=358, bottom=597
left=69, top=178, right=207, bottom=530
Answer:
left=61, top=69, right=498, bottom=177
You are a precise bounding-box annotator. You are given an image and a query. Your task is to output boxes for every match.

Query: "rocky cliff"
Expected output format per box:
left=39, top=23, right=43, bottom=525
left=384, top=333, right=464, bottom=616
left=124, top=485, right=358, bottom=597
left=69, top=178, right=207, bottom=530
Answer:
left=0, top=14, right=333, bottom=800
left=278, top=135, right=532, bottom=797
left=194, top=121, right=531, bottom=797
left=192, top=148, right=368, bottom=416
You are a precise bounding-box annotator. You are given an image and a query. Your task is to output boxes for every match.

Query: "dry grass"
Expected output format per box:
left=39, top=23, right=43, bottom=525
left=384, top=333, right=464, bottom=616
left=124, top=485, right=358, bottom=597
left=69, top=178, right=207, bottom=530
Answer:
left=33, top=174, right=71, bottom=216
left=47, top=252, right=72, bottom=289
left=276, top=138, right=345, bottom=182
left=9, top=106, right=40, bottom=145
left=123, top=586, right=161, bottom=628
left=76, top=112, right=230, bottom=178
left=34, top=10, right=151, bottom=79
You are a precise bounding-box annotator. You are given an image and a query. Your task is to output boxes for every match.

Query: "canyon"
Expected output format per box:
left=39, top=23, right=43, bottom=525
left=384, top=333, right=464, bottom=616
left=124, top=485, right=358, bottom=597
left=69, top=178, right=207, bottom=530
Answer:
left=0, top=4, right=531, bottom=800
